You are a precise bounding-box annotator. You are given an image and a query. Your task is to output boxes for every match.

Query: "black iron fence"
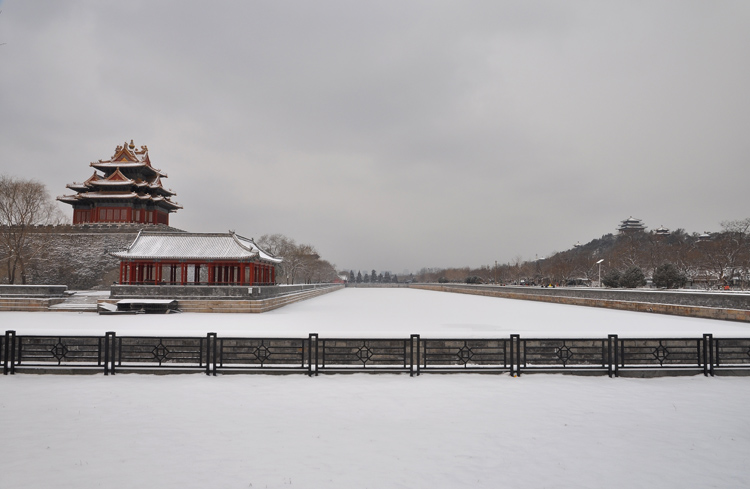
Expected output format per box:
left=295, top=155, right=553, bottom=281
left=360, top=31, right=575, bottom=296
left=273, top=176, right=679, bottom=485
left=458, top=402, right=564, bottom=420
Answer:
left=3, top=330, right=750, bottom=377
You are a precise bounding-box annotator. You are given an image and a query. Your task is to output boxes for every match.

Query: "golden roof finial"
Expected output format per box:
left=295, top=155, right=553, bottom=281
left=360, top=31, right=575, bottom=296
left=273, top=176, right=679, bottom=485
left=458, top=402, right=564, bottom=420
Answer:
left=129, top=139, right=135, bottom=149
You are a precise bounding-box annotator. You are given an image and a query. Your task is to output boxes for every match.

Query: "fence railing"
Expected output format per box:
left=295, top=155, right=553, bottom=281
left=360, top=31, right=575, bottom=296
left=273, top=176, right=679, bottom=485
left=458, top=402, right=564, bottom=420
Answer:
left=3, top=330, right=749, bottom=377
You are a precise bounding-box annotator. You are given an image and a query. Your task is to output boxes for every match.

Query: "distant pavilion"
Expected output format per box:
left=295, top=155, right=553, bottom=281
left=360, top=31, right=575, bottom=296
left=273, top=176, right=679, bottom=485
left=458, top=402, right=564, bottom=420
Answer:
left=618, top=216, right=646, bottom=234
left=112, top=231, right=281, bottom=286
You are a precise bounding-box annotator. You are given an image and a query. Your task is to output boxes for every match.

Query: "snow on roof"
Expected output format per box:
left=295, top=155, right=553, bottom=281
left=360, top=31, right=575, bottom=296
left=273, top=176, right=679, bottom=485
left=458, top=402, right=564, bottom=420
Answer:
left=90, top=179, right=135, bottom=187
left=90, top=161, right=167, bottom=177
left=112, top=231, right=282, bottom=263
left=62, top=191, right=140, bottom=199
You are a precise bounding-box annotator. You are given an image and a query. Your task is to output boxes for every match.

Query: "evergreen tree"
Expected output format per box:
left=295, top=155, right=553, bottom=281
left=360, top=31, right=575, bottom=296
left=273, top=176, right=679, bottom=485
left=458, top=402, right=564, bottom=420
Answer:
left=652, top=263, right=687, bottom=289
left=602, top=270, right=621, bottom=288
left=356, top=271, right=362, bottom=283
left=349, top=270, right=355, bottom=282
left=371, top=270, right=377, bottom=282
left=363, top=272, right=370, bottom=283
left=620, top=266, right=646, bottom=288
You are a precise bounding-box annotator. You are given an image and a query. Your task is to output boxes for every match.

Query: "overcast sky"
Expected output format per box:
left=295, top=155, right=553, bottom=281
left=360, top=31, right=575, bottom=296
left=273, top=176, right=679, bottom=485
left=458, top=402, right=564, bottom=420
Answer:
left=1, top=1, right=749, bottom=273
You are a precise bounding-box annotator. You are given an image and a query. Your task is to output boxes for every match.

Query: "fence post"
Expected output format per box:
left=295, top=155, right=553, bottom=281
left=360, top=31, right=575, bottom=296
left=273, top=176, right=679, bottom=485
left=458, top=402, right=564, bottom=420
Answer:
left=5, top=330, right=17, bottom=375
left=108, top=332, right=117, bottom=375
left=410, top=334, right=420, bottom=377
left=510, top=334, right=520, bottom=377
left=206, top=333, right=217, bottom=376
left=308, top=333, right=318, bottom=377
left=104, top=332, right=112, bottom=375
left=607, top=335, right=618, bottom=378
left=703, top=334, right=714, bottom=377
left=3, top=330, right=13, bottom=375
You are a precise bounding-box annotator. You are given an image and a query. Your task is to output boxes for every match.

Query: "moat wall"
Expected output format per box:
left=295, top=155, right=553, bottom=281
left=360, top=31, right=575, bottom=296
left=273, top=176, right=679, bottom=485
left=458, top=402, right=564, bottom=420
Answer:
left=411, top=284, right=750, bottom=323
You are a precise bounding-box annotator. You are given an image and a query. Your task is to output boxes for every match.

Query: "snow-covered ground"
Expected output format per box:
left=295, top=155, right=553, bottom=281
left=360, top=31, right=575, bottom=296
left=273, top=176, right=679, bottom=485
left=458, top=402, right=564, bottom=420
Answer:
left=2, top=288, right=749, bottom=489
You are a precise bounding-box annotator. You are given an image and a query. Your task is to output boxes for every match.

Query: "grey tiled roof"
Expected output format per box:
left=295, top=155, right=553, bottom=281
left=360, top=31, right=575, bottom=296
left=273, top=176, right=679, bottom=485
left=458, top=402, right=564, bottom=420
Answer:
left=112, top=231, right=282, bottom=263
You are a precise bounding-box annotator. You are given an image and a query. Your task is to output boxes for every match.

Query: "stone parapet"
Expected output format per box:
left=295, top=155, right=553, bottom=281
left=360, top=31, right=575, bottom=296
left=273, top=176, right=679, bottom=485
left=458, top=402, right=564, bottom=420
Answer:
left=412, top=284, right=750, bottom=323
left=110, top=283, right=337, bottom=300
left=100, top=284, right=343, bottom=313
left=0, top=285, right=68, bottom=297
left=0, top=297, right=65, bottom=312
left=345, top=283, right=410, bottom=288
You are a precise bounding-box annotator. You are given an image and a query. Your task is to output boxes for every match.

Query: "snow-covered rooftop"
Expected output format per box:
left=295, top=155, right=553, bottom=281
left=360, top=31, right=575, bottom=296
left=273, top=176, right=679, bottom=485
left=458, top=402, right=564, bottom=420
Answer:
left=112, top=231, right=282, bottom=263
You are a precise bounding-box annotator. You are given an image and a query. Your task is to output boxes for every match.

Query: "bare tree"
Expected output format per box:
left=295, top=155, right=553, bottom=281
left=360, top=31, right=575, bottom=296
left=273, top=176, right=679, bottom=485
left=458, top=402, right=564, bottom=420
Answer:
left=0, top=176, right=64, bottom=283
left=256, top=234, right=333, bottom=284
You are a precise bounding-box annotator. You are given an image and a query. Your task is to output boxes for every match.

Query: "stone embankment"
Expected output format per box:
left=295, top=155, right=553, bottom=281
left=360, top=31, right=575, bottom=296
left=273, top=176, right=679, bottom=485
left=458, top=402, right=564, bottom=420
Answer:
left=0, top=284, right=343, bottom=313
left=411, top=284, right=750, bottom=323
left=100, top=284, right=343, bottom=313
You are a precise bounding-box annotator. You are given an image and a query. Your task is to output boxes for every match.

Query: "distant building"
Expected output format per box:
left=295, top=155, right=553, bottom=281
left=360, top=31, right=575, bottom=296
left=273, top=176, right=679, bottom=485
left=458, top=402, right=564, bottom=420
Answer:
left=655, top=225, right=670, bottom=236
left=58, top=140, right=181, bottom=225
left=618, top=216, right=646, bottom=234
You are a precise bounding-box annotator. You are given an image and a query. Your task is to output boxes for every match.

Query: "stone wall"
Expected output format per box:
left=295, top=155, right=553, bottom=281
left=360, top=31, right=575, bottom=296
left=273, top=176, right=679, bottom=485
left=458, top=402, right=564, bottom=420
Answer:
left=0, top=285, right=67, bottom=296
left=453, top=285, right=750, bottom=310
left=4, top=224, right=181, bottom=290
left=100, top=284, right=344, bottom=313
left=345, top=283, right=411, bottom=288
left=110, top=283, right=338, bottom=300
left=412, top=284, right=750, bottom=323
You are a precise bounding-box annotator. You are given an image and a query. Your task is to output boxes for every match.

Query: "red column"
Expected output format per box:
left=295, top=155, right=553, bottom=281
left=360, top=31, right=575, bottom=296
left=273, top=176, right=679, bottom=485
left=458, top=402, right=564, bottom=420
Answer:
left=119, top=262, right=124, bottom=284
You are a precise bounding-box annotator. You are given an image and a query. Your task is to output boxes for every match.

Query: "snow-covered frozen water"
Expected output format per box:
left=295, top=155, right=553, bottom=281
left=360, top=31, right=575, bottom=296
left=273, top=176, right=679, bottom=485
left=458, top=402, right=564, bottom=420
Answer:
left=5, top=287, right=750, bottom=338
left=2, top=288, right=749, bottom=488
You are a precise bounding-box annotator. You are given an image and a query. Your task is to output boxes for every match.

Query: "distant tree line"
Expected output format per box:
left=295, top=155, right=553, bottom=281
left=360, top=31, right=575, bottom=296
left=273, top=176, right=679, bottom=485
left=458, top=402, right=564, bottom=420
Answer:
left=411, top=218, right=750, bottom=290
left=347, top=269, right=400, bottom=284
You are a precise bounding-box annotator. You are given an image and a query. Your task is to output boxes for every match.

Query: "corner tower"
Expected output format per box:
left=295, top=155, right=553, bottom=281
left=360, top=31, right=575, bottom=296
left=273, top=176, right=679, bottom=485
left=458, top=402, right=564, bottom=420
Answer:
left=58, top=140, right=182, bottom=225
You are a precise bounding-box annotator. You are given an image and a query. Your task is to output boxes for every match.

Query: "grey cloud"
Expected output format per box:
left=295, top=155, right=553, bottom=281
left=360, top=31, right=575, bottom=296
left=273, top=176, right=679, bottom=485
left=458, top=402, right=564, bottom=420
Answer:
left=1, top=0, right=749, bottom=272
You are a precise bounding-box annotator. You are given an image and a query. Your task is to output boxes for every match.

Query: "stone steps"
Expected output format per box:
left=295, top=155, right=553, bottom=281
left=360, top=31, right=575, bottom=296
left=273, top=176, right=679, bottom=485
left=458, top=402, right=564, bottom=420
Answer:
left=48, top=293, right=102, bottom=312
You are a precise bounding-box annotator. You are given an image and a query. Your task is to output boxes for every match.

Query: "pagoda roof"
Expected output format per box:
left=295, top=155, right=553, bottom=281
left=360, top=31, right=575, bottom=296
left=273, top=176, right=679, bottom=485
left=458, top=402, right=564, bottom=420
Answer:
left=89, top=168, right=135, bottom=187
left=618, top=216, right=646, bottom=232
left=112, top=231, right=282, bottom=263
left=90, top=140, right=166, bottom=177
left=56, top=191, right=183, bottom=210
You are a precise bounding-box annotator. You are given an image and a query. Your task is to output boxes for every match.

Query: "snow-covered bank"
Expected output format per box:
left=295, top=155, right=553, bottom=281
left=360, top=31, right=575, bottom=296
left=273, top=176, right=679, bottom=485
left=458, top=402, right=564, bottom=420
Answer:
left=3, top=288, right=750, bottom=338
left=2, top=374, right=748, bottom=489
